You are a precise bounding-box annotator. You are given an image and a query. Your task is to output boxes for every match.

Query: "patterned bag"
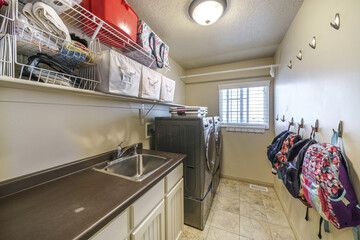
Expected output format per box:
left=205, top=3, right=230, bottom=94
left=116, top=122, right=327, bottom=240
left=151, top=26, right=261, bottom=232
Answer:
left=124, top=20, right=169, bottom=69
left=267, top=130, right=291, bottom=166
left=301, top=134, right=360, bottom=239
left=273, top=133, right=302, bottom=172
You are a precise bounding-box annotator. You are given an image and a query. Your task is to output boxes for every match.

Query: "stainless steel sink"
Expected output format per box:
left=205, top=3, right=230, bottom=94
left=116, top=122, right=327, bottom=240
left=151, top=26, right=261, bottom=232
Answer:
left=93, top=154, right=172, bottom=182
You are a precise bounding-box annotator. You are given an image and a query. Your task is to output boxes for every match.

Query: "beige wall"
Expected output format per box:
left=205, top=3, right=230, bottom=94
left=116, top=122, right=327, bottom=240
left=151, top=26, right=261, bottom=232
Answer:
left=0, top=57, right=185, bottom=182
left=185, top=58, right=275, bottom=184
left=273, top=0, right=360, bottom=239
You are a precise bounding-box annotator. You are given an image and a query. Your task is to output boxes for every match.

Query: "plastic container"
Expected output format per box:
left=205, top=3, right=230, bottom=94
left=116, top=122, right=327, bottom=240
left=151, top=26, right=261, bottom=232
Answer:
left=81, top=0, right=138, bottom=48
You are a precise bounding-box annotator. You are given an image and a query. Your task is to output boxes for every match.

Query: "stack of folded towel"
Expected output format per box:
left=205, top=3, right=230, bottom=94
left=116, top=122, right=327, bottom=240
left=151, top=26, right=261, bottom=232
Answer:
left=21, top=2, right=71, bottom=42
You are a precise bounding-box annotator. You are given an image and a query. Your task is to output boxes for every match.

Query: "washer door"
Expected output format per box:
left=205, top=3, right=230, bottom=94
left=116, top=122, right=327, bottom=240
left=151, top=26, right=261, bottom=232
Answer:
left=205, top=126, right=216, bottom=174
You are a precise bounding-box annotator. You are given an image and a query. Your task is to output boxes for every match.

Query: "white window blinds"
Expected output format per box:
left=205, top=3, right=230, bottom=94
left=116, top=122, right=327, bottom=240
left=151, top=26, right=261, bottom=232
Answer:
left=219, top=81, right=270, bottom=128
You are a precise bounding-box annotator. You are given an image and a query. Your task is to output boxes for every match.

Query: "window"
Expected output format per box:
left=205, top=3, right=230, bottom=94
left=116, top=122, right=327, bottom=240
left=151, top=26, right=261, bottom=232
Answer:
left=219, top=80, right=270, bottom=128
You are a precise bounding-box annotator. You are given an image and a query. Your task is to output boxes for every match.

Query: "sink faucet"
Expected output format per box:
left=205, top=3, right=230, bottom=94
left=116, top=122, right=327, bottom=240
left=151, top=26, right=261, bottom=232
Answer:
left=117, top=141, right=142, bottom=159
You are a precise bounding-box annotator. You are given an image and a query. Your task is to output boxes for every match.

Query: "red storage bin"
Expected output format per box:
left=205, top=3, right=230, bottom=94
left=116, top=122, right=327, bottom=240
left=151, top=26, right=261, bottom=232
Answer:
left=81, top=0, right=138, bottom=49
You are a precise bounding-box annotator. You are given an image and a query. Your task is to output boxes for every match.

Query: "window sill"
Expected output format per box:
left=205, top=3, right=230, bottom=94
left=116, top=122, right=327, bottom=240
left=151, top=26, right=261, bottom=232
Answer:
left=221, top=125, right=269, bottom=133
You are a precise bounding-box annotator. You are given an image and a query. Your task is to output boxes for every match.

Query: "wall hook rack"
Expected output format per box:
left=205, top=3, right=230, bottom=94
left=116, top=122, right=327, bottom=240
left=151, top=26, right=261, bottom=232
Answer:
left=281, top=115, right=286, bottom=122
left=309, top=36, right=316, bottom=49
left=298, top=118, right=304, bottom=134
left=332, top=121, right=343, bottom=137
left=330, top=13, right=340, bottom=30
left=297, top=50, right=303, bottom=61
left=139, top=103, right=156, bottom=125
left=275, top=114, right=279, bottom=121
left=288, top=117, right=295, bottom=130
left=288, top=60, right=293, bottom=69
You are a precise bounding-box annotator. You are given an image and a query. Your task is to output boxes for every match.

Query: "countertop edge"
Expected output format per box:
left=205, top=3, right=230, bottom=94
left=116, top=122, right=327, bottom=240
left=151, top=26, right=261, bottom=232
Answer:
left=76, top=152, right=185, bottom=240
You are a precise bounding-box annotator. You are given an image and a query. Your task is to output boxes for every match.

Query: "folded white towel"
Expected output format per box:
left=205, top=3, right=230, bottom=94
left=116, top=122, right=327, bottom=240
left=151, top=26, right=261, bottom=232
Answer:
left=22, top=3, right=50, bottom=31
left=32, top=2, right=71, bottom=42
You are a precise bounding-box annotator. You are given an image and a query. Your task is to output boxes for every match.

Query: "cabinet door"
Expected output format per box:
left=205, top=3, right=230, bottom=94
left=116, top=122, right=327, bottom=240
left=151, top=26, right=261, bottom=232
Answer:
left=165, top=179, right=184, bottom=240
left=91, top=209, right=129, bottom=240
left=131, top=200, right=165, bottom=240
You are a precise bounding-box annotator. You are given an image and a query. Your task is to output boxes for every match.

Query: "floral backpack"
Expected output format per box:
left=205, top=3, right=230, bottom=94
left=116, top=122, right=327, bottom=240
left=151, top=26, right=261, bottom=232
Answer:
left=273, top=133, right=302, bottom=175
left=301, top=133, right=360, bottom=239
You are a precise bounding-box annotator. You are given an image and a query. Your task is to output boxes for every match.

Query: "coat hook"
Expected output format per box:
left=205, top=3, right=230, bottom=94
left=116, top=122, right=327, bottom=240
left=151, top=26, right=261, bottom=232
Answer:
left=330, top=13, right=340, bottom=30
left=275, top=114, right=279, bottom=121
left=332, top=121, right=343, bottom=137
left=287, top=60, right=293, bottom=69
left=309, top=36, right=316, bottom=49
left=288, top=117, right=294, bottom=131
left=281, top=115, right=286, bottom=122
left=311, top=119, right=319, bottom=133
left=297, top=50, right=303, bottom=61
left=298, top=118, right=304, bottom=134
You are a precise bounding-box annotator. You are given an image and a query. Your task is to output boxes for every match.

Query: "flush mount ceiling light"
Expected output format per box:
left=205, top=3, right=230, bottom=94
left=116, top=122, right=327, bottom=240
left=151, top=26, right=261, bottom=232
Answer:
left=189, top=0, right=228, bottom=26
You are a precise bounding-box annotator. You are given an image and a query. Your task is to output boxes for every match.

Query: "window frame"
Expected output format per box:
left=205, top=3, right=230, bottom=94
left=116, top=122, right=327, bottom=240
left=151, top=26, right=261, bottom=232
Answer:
left=218, top=80, right=270, bottom=129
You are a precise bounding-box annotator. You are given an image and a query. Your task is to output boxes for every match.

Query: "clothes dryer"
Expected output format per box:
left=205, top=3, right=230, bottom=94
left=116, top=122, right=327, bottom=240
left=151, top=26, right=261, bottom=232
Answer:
left=155, top=117, right=215, bottom=229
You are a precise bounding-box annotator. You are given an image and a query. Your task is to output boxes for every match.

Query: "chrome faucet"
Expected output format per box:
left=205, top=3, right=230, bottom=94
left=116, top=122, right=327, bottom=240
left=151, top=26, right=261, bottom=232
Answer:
left=117, top=141, right=142, bottom=159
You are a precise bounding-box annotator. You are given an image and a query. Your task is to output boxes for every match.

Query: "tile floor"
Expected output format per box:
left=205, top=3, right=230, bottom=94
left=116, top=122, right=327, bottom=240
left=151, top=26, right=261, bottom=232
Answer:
left=180, top=178, right=296, bottom=240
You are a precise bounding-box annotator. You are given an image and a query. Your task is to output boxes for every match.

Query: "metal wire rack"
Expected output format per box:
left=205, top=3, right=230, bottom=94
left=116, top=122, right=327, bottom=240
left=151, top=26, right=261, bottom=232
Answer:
left=1, top=0, right=171, bottom=91
left=0, top=34, right=15, bottom=77
left=14, top=0, right=101, bottom=68
left=0, top=0, right=15, bottom=35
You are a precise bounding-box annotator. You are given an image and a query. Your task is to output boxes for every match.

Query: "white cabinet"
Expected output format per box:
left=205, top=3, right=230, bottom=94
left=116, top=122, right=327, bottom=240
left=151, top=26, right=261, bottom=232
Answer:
left=90, top=208, right=129, bottom=240
left=165, top=179, right=184, bottom=240
left=131, top=200, right=165, bottom=240
left=91, top=163, right=183, bottom=240
left=130, top=179, right=164, bottom=228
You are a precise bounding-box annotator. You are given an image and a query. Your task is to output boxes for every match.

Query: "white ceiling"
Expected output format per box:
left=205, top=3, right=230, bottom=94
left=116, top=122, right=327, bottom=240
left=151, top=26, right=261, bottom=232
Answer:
left=127, top=0, right=304, bottom=70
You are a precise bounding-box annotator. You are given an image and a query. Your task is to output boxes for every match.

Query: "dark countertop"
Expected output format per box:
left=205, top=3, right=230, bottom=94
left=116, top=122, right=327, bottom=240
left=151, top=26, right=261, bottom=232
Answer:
left=0, top=150, right=185, bottom=240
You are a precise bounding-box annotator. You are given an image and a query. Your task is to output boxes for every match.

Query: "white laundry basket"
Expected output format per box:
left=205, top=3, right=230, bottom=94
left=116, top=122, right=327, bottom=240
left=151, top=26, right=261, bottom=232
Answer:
left=97, top=49, right=141, bottom=97
left=140, top=66, right=162, bottom=100
left=160, top=76, right=176, bottom=103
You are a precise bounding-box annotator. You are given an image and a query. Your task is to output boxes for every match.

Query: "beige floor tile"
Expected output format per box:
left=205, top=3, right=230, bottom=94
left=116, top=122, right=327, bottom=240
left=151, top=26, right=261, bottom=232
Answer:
left=240, top=202, right=267, bottom=222
left=238, top=182, right=252, bottom=191
left=180, top=224, right=209, bottom=240
left=265, top=208, right=290, bottom=227
left=239, top=189, right=263, bottom=206
left=239, top=236, right=253, bottom=240
left=210, top=209, right=240, bottom=234
left=240, top=216, right=272, bottom=240
left=220, top=178, right=241, bottom=186
left=206, top=226, right=240, bottom=240
left=261, top=187, right=278, bottom=199
left=262, top=195, right=283, bottom=210
left=217, top=182, right=240, bottom=200
left=214, top=195, right=240, bottom=213
left=269, top=223, right=296, bottom=240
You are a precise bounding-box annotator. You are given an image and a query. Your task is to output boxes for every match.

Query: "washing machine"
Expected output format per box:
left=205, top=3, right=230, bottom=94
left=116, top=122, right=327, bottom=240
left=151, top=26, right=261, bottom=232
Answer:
left=212, top=116, right=222, bottom=195
left=155, top=117, right=216, bottom=230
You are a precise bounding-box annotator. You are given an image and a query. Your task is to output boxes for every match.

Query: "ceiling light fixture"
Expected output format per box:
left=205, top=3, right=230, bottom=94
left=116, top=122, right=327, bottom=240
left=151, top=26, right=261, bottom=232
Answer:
left=189, top=0, right=228, bottom=26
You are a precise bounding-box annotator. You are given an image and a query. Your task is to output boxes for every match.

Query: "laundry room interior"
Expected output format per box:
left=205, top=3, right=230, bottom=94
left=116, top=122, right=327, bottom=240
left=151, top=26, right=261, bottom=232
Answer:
left=0, top=0, right=359, bottom=240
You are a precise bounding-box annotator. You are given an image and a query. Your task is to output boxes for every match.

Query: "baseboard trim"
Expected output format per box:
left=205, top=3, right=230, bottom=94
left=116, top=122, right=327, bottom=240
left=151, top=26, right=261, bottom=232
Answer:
left=273, top=182, right=301, bottom=240
left=220, top=174, right=274, bottom=187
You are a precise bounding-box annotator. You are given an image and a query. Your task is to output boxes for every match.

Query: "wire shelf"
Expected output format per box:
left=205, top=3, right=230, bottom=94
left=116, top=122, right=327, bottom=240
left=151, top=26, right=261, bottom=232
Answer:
left=0, top=34, right=15, bottom=77
left=0, top=0, right=15, bottom=35
left=14, top=0, right=164, bottom=69
left=17, top=61, right=99, bottom=90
